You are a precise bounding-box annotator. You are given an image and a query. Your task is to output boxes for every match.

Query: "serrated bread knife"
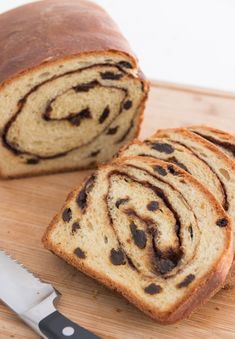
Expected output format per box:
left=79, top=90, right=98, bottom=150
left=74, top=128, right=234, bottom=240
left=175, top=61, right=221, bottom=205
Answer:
left=0, top=251, right=101, bottom=339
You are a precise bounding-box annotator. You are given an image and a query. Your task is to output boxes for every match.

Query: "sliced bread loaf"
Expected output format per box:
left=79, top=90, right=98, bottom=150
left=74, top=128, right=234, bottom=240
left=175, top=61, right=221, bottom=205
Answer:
left=43, top=157, right=233, bottom=323
left=0, top=0, right=148, bottom=178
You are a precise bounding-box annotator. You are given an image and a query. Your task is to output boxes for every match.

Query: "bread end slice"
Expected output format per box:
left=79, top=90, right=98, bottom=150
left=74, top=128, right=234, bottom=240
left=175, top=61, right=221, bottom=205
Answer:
left=43, top=157, right=233, bottom=323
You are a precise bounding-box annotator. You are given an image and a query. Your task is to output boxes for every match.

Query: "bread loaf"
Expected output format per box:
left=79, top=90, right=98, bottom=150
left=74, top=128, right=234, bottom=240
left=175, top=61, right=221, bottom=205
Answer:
left=43, top=157, right=233, bottom=323
left=0, top=0, right=148, bottom=178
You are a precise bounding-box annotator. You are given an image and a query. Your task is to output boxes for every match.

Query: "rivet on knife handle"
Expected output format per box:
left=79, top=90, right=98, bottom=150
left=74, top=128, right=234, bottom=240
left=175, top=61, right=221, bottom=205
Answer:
left=39, top=310, right=101, bottom=339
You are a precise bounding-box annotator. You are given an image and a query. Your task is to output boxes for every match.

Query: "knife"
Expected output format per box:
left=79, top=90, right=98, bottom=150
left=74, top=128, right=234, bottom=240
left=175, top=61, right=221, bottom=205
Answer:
left=0, top=251, right=101, bottom=339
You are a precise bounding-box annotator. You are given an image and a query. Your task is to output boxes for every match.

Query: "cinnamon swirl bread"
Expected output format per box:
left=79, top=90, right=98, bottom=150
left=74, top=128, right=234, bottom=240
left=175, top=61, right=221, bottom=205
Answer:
left=155, top=128, right=235, bottom=287
left=120, top=138, right=225, bottom=205
left=43, top=157, right=233, bottom=323
left=0, top=0, right=148, bottom=178
left=127, top=128, right=235, bottom=287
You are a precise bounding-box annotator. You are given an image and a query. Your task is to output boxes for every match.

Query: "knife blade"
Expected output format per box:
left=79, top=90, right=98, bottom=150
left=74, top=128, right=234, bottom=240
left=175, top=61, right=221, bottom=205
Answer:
left=0, top=251, right=101, bottom=339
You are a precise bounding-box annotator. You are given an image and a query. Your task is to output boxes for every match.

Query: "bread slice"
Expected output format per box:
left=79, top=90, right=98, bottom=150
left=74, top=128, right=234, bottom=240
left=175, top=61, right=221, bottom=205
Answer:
left=43, top=156, right=233, bottom=323
left=189, top=125, right=235, bottom=160
left=0, top=0, right=148, bottom=178
left=120, top=128, right=235, bottom=287
left=120, top=138, right=225, bottom=206
left=138, top=128, right=235, bottom=287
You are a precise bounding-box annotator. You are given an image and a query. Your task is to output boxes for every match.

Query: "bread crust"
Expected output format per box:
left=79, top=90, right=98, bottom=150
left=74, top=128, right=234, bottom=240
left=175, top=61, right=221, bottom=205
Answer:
left=0, top=0, right=138, bottom=86
left=154, top=128, right=235, bottom=172
left=43, top=156, right=233, bottom=323
left=189, top=125, right=235, bottom=143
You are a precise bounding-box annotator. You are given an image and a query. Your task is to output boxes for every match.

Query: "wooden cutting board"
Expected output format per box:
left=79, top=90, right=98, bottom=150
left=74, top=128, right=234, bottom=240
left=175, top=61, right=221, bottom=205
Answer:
left=1, top=81, right=235, bottom=339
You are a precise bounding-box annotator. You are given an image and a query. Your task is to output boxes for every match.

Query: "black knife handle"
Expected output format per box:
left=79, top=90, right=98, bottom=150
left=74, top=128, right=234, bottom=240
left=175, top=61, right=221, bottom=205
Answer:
left=39, top=311, right=101, bottom=339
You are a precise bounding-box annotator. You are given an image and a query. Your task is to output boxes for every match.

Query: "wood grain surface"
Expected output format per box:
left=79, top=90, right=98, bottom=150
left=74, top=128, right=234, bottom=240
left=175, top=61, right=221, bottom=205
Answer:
left=1, top=82, right=235, bottom=339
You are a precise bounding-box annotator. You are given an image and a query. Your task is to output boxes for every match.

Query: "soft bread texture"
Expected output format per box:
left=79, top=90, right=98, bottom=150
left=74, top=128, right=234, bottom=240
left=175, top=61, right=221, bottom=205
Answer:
left=0, top=0, right=148, bottom=178
left=188, top=126, right=235, bottom=286
left=43, top=157, right=233, bottom=323
left=121, top=128, right=235, bottom=287
left=120, top=138, right=225, bottom=206
left=189, top=126, right=235, bottom=160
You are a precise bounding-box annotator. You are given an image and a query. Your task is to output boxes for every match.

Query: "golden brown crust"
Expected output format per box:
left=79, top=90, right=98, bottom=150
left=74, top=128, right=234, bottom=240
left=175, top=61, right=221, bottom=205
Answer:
left=154, top=128, right=235, bottom=171
left=189, top=125, right=235, bottom=142
left=0, top=0, right=149, bottom=179
left=43, top=156, right=233, bottom=323
left=0, top=0, right=139, bottom=86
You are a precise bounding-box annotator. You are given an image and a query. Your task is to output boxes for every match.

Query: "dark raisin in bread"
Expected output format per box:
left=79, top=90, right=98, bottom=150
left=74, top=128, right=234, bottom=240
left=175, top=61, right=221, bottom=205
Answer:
left=43, top=157, right=232, bottom=323
left=0, top=0, right=148, bottom=178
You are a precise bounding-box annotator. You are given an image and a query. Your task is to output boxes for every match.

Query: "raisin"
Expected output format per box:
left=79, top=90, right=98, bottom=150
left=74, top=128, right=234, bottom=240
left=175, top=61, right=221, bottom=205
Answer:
left=74, top=80, right=99, bottom=92
left=123, top=100, right=132, bottom=110
left=100, top=72, right=123, bottom=80
left=99, top=106, right=110, bottom=124
left=151, top=142, right=174, bottom=154
left=157, top=258, right=176, bottom=274
left=153, top=165, right=167, bottom=176
left=74, top=247, right=86, bottom=259
left=68, top=108, right=91, bottom=126
left=177, top=274, right=195, bottom=288
left=130, top=223, right=147, bottom=249
left=62, top=208, right=72, bottom=222
left=76, top=176, right=95, bottom=210
left=107, top=126, right=119, bottom=135
left=76, top=189, right=87, bottom=209
left=168, top=164, right=180, bottom=176
left=147, top=201, right=159, bottom=211
left=110, top=248, right=125, bottom=265
left=216, top=218, right=228, bottom=227
left=118, top=61, right=133, bottom=69
left=144, top=283, right=162, bottom=295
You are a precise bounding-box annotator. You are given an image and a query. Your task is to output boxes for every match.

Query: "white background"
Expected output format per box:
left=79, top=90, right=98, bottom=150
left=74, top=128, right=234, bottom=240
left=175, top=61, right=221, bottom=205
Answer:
left=1, top=0, right=234, bottom=92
